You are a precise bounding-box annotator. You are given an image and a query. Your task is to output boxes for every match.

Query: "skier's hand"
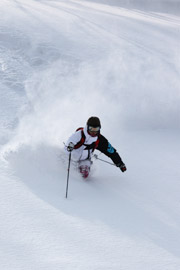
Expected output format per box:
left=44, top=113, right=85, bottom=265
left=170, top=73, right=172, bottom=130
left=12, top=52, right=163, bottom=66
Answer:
left=116, top=163, right=127, bottom=172
left=67, top=142, right=74, bottom=152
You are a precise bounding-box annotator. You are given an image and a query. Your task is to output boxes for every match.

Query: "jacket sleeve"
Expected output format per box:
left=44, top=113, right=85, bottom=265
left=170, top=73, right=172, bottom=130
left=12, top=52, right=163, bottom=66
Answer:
left=96, top=134, right=125, bottom=166
left=64, top=130, right=82, bottom=153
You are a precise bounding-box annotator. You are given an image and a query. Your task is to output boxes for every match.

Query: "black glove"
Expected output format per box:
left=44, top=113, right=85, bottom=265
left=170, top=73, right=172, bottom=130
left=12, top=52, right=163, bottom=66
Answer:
left=116, top=163, right=127, bottom=172
left=67, top=142, right=74, bottom=152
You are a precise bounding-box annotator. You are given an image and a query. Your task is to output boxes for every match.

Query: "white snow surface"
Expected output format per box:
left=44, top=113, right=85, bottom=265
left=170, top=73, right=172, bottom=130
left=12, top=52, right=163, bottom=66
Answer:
left=0, top=0, right=180, bottom=269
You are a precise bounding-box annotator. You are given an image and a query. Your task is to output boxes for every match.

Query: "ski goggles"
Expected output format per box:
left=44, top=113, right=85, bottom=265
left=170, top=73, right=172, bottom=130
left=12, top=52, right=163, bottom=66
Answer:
left=88, top=126, right=100, bottom=136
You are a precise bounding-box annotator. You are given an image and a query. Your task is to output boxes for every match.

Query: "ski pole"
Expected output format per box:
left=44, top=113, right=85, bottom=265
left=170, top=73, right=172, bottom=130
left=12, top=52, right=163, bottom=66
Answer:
left=93, top=154, right=115, bottom=166
left=65, top=151, right=72, bottom=198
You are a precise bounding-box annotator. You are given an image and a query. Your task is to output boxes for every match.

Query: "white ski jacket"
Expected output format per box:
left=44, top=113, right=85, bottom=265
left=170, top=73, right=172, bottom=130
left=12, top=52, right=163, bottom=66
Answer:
left=64, top=125, right=98, bottom=161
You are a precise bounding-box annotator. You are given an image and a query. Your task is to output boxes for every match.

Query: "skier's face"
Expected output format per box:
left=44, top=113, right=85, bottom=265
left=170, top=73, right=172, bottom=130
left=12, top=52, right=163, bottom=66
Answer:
left=88, top=126, right=100, bottom=137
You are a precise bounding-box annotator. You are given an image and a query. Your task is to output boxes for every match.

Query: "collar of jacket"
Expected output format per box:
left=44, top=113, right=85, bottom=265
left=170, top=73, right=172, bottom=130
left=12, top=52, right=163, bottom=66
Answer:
left=83, top=125, right=98, bottom=143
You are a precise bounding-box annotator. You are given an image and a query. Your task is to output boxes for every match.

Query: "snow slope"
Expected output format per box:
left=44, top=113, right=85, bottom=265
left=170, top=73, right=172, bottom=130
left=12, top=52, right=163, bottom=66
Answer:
left=0, top=0, right=180, bottom=269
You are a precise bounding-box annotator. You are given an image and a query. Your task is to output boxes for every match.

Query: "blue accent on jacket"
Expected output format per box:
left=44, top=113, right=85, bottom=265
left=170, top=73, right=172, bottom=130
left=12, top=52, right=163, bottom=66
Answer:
left=107, top=142, right=115, bottom=153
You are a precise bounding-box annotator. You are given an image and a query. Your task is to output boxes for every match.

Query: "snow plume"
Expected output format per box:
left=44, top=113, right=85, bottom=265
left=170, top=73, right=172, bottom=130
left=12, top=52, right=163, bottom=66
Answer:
left=3, top=52, right=180, bottom=156
left=1, top=0, right=180, bottom=156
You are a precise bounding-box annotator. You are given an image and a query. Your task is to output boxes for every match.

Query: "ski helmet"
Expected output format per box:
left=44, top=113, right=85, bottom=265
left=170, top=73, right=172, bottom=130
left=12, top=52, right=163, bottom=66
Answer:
left=87, top=116, right=101, bottom=128
left=87, top=117, right=101, bottom=137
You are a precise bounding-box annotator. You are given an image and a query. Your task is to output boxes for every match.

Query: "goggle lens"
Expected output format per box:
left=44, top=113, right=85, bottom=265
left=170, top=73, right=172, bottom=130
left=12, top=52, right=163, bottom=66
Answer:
left=88, top=126, right=100, bottom=132
left=88, top=126, right=100, bottom=137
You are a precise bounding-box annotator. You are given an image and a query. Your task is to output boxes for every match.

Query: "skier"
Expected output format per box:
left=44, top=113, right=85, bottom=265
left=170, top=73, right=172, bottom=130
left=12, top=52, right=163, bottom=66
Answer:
left=64, top=116, right=127, bottom=178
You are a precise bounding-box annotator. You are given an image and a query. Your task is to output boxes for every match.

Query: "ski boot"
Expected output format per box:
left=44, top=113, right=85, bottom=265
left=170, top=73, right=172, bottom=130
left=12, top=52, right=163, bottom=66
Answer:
left=79, top=165, right=90, bottom=179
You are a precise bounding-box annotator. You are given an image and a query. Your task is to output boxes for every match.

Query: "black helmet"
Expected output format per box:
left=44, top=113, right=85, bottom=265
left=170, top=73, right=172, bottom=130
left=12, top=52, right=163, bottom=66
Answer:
left=87, top=116, right=101, bottom=128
